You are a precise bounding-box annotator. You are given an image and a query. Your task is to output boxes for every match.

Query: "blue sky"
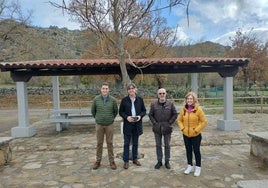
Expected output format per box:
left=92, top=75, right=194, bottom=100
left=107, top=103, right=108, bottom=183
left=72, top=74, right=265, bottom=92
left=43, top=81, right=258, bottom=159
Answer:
left=20, top=0, right=268, bottom=46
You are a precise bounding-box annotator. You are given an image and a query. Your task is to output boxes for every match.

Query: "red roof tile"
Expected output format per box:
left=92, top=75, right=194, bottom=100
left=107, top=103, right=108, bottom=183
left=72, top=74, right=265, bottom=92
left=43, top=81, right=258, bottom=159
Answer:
left=0, top=57, right=248, bottom=69
left=0, top=57, right=249, bottom=82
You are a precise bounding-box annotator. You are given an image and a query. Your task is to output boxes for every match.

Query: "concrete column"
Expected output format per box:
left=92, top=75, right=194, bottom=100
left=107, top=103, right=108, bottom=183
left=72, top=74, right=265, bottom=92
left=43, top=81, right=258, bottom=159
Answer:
left=52, top=76, right=63, bottom=131
left=11, top=82, right=36, bottom=137
left=217, top=77, right=240, bottom=131
left=52, top=76, right=60, bottom=109
left=191, top=73, right=198, bottom=95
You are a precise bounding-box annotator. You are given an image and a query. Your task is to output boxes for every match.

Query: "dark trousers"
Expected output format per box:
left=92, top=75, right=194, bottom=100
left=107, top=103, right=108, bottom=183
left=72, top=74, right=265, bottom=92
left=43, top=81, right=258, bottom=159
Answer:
left=123, top=133, right=139, bottom=162
left=154, top=133, right=171, bottom=162
left=183, top=134, right=202, bottom=167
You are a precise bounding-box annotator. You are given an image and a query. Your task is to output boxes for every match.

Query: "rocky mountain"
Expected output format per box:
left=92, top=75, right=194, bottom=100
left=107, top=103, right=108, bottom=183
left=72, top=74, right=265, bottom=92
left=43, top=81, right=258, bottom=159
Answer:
left=0, top=21, right=227, bottom=63
left=0, top=21, right=92, bottom=62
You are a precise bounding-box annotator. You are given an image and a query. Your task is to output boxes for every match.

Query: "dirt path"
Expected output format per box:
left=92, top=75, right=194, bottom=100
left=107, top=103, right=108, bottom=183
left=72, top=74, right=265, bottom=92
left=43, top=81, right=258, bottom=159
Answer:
left=0, top=109, right=48, bottom=133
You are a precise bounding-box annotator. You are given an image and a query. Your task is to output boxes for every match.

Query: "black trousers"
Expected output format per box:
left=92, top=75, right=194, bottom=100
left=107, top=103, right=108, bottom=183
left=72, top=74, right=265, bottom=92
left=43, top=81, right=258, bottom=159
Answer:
left=183, top=134, right=202, bottom=167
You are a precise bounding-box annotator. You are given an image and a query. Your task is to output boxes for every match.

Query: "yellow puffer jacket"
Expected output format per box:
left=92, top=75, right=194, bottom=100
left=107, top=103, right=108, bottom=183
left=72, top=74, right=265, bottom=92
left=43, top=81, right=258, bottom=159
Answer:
left=177, top=104, right=207, bottom=137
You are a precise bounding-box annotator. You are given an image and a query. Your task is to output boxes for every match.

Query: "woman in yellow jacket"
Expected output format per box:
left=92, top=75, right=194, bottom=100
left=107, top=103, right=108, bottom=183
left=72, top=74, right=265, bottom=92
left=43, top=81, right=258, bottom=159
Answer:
left=177, top=91, right=207, bottom=177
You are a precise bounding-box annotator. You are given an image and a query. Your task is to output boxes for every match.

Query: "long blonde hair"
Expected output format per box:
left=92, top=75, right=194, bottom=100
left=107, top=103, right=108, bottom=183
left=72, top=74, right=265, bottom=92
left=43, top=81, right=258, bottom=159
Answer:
left=183, top=91, right=199, bottom=106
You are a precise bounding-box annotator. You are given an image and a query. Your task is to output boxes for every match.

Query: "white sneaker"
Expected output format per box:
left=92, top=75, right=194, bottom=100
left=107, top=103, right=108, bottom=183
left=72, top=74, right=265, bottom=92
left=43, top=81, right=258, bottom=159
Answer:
left=184, top=165, right=193, bottom=174
left=194, top=166, right=201, bottom=177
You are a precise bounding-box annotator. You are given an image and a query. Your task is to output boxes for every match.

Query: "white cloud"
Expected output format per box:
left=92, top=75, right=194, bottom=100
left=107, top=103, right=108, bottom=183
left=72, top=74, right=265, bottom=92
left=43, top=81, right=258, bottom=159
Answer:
left=40, top=9, right=80, bottom=30
left=20, top=0, right=80, bottom=30
left=173, top=0, right=268, bottom=44
left=174, top=27, right=189, bottom=45
left=212, top=28, right=268, bottom=46
left=19, top=0, right=268, bottom=45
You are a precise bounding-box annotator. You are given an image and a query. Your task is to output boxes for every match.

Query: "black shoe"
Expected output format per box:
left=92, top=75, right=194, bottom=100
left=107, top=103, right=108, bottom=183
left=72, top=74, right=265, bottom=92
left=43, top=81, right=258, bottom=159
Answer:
left=165, top=161, right=170, bottom=169
left=154, top=161, right=162, bottom=169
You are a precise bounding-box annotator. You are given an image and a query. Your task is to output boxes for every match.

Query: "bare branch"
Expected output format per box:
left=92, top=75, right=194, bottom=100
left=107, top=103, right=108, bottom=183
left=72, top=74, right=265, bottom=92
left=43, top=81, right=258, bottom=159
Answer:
left=0, top=0, right=32, bottom=41
left=50, top=0, right=188, bottom=86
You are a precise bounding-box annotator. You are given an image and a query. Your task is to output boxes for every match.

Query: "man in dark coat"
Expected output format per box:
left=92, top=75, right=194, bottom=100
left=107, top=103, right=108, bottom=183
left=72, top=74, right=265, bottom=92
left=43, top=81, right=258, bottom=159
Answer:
left=149, top=88, right=178, bottom=169
left=119, top=83, right=146, bottom=169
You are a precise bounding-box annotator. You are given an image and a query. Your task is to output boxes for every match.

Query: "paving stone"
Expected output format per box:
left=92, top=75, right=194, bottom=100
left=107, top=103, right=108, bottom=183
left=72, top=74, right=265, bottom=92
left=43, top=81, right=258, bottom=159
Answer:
left=0, top=113, right=268, bottom=187
left=237, top=180, right=268, bottom=188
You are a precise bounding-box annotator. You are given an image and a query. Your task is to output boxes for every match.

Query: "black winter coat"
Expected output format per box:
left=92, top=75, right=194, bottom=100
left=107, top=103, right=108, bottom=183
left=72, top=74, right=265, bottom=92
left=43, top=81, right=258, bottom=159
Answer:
left=119, top=95, right=147, bottom=136
left=149, top=100, right=178, bottom=135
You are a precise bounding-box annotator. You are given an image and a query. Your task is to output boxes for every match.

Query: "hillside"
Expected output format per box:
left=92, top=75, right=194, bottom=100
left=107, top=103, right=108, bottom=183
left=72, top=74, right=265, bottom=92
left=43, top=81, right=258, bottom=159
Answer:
left=171, top=41, right=227, bottom=58
left=0, top=21, right=227, bottom=63
left=0, top=21, right=92, bottom=62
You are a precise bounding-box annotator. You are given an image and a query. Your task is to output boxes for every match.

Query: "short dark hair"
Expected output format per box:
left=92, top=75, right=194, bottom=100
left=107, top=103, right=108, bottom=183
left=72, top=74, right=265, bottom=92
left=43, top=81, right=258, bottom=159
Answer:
left=101, top=82, right=109, bottom=87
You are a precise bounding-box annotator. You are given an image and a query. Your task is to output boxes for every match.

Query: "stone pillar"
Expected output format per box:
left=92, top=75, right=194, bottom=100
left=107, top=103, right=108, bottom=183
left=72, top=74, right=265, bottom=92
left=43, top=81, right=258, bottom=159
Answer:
left=191, top=73, right=198, bottom=95
left=52, top=76, right=60, bottom=110
left=217, top=77, right=240, bottom=131
left=11, top=82, right=36, bottom=137
left=52, top=76, right=65, bottom=131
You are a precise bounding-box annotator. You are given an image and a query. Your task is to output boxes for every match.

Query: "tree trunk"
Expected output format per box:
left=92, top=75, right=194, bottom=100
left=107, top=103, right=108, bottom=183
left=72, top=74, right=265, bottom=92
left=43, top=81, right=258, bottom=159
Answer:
left=119, top=57, right=130, bottom=88
left=117, top=35, right=130, bottom=93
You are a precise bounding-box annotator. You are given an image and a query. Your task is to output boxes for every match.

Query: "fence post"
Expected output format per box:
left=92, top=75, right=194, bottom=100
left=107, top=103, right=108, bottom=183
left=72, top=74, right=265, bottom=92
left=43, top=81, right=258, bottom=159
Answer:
left=261, top=96, right=263, bottom=113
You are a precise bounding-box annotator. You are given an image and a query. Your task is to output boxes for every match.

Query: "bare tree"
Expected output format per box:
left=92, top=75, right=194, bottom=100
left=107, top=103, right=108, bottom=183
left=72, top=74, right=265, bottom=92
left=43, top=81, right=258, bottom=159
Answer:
left=0, top=0, right=32, bottom=41
left=225, top=29, right=268, bottom=94
left=49, top=0, right=189, bottom=88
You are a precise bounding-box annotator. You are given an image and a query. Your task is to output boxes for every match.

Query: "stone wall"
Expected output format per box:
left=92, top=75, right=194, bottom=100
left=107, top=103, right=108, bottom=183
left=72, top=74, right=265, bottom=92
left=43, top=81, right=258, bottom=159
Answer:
left=247, top=132, right=268, bottom=168
left=0, top=87, right=157, bottom=98
left=0, top=137, right=13, bottom=166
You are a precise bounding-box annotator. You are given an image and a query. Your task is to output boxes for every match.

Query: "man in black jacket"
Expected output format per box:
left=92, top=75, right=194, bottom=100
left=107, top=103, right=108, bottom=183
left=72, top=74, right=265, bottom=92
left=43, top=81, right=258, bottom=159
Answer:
left=119, top=83, right=147, bottom=169
left=149, top=88, right=178, bottom=169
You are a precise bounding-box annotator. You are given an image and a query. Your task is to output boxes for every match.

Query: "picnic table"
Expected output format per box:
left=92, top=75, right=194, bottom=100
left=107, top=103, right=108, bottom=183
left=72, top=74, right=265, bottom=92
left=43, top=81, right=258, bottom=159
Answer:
left=44, top=108, right=94, bottom=132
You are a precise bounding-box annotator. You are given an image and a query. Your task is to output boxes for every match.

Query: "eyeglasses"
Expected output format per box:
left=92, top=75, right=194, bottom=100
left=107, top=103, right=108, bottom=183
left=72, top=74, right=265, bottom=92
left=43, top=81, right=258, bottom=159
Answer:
left=128, top=87, right=135, bottom=90
left=158, top=93, right=166, bottom=95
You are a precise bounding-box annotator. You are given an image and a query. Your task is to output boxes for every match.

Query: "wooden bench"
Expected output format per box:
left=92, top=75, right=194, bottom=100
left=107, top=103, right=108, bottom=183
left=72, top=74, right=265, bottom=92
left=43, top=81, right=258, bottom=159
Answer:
left=247, top=132, right=268, bottom=168
left=0, top=137, right=13, bottom=166
left=44, top=108, right=94, bottom=132
left=44, top=108, right=177, bottom=132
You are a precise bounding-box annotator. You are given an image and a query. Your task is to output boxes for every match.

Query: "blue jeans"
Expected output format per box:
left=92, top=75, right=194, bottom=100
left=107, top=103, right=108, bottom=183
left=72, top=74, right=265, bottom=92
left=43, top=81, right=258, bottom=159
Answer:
left=123, top=133, right=139, bottom=162
left=154, top=133, right=171, bottom=162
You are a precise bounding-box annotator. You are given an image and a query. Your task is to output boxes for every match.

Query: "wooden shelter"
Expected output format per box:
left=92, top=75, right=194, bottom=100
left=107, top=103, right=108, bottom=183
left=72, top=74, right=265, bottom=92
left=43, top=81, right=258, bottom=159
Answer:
left=0, top=57, right=249, bottom=137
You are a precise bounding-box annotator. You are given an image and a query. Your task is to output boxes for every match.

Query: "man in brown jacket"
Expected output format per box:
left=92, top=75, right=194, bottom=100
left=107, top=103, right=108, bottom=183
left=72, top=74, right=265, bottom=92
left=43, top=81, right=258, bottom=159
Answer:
left=149, top=88, right=178, bottom=169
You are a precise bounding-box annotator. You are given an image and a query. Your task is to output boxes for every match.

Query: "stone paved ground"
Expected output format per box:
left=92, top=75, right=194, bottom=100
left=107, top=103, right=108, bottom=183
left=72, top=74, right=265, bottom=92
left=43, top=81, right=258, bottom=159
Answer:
left=0, top=111, right=268, bottom=188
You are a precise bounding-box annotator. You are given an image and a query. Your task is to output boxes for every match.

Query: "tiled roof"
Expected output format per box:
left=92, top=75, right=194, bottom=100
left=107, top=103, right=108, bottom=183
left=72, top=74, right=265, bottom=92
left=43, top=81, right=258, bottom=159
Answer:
left=0, top=57, right=248, bottom=69
left=0, top=57, right=249, bottom=81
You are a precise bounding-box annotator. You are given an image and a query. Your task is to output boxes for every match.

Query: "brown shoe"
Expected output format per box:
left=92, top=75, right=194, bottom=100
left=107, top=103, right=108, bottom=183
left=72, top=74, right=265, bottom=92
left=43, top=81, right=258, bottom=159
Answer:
left=133, top=160, right=141, bottom=166
left=123, top=162, right=129, bottom=169
left=93, top=162, right=101, bottom=170
left=110, top=161, right=117, bottom=170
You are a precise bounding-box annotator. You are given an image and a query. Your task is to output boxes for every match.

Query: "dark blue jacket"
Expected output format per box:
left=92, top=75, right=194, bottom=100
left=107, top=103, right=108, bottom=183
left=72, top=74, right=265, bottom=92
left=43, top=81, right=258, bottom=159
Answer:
left=119, top=95, right=147, bottom=136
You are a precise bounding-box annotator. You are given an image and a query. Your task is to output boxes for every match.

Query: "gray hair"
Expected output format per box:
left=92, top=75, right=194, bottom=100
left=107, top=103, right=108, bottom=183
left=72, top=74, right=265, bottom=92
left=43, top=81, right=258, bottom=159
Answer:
left=126, top=82, right=136, bottom=90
